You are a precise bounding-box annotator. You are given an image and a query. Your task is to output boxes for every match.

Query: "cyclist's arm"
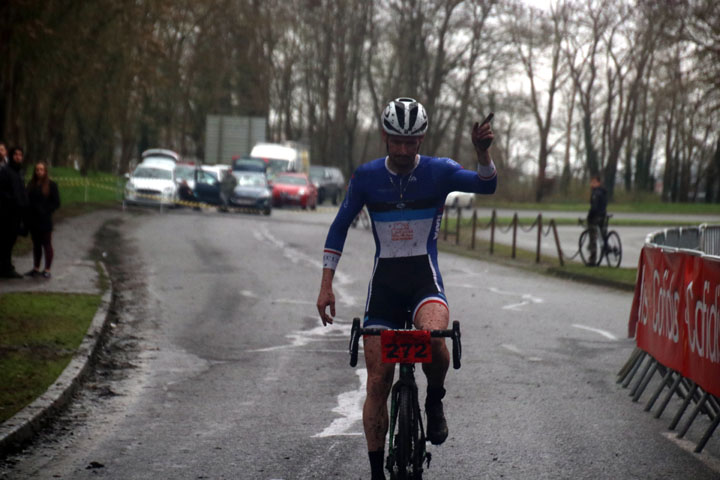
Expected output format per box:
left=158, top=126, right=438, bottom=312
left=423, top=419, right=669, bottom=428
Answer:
left=317, top=170, right=365, bottom=325
left=442, top=157, right=497, bottom=195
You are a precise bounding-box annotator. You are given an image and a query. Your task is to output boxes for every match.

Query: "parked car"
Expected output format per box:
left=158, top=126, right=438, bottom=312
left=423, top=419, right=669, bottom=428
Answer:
left=309, top=166, right=346, bottom=205
left=445, top=191, right=475, bottom=209
left=191, top=169, right=272, bottom=214
left=271, top=172, right=318, bottom=210
left=228, top=171, right=272, bottom=215
left=124, top=162, right=178, bottom=207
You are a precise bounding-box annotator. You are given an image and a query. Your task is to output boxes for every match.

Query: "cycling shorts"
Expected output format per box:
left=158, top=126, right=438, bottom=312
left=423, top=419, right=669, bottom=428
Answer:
left=363, top=255, right=448, bottom=329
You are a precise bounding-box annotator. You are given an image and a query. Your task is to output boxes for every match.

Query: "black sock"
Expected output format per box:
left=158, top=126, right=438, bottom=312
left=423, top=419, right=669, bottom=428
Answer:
left=369, top=450, right=385, bottom=480
left=426, top=386, right=446, bottom=406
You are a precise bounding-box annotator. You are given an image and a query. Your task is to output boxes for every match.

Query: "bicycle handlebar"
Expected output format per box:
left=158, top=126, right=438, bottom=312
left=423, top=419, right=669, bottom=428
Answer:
left=348, top=318, right=462, bottom=370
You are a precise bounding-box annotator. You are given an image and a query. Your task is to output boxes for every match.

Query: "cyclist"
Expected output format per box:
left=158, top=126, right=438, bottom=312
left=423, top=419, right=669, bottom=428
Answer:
left=316, top=97, right=497, bottom=480
left=586, top=174, right=607, bottom=265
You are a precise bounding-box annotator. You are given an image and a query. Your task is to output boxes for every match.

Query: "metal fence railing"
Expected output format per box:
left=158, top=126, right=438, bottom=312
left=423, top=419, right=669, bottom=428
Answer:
left=645, top=224, right=720, bottom=258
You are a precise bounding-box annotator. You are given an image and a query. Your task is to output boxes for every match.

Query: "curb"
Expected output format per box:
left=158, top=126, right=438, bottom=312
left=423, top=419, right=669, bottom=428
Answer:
left=546, top=266, right=635, bottom=292
left=0, top=262, right=114, bottom=456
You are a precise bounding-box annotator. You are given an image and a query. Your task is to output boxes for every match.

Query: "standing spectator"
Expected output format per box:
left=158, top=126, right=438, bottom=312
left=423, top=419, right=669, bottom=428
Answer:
left=25, top=161, right=60, bottom=278
left=219, top=168, right=237, bottom=211
left=0, top=142, right=8, bottom=167
left=0, top=147, right=29, bottom=278
left=586, top=174, right=608, bottom=266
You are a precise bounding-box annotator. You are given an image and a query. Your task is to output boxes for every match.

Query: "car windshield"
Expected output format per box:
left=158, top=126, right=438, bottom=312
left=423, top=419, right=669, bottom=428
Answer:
left=174, top=165, right=195, bottom=181
left=275, top=176, right=306, bottom=186
left=266, top=159, right=290, bottom=176
left=233, top=173, right=267, bottom=187
left=309, top=167, right=324, bottom=181
left=133, top=167, right=172, bottom=180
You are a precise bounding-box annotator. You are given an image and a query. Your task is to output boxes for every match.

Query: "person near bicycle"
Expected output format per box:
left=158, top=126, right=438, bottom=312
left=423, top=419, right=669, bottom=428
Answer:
left=586, top=174, right=607, bottom=265
left=316, top=97, right=497, bottom=480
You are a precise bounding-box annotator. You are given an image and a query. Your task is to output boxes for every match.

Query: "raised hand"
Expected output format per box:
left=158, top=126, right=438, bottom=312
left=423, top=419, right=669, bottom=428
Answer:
left=472, top=113, right=494, bottom=152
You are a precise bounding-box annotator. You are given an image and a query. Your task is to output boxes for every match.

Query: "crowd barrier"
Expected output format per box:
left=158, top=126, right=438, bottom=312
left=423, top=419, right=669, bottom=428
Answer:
left=620, top=224, right=720, bottom=453
left=441, top=208, right=575, bottom=265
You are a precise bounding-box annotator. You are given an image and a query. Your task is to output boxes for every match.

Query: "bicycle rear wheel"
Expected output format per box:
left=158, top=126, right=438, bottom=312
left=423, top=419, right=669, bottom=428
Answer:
left=579, top=227, right=602, bottom=266
left=604, top=231, right=622, bottom=268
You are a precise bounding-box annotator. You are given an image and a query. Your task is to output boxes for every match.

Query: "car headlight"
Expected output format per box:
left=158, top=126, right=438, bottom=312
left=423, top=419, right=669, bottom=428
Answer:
left=126, top=182, right=136, bottom=192
left=163, top=186, right=175, bottom=195
left=299, top=188, right=306, bottom=195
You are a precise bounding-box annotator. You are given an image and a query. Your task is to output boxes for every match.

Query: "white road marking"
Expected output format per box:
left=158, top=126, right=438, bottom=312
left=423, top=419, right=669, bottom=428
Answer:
left=501, top=344, right=542, bottom=362
left=313, top=369, right=366, bottom=438
left=240, top=290, right=257, bottom=298
left=489, top=287, right=544, bottom=311
left=572, top=324, right=618, bottom=340
left=249, top=320, right=352, bottom=352
left=256, top=225, right=357, bottom=306
left=501, top=344, right=523, bottom=355
left=272, top=298, right=316, bottom=305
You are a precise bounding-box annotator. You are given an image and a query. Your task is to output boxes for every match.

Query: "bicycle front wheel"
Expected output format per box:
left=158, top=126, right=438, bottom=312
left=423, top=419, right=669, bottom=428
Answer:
left=604, top=231, right=622, bottom=268
left=579, top=227, right=602, bottom=266
left=395, top=385, right=413, bottom=479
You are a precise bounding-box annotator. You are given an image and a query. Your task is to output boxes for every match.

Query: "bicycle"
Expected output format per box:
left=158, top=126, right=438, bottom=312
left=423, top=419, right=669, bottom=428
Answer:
left=578, top=214, right=622, bottom=268
left=349, top=316, right=462, bottom=480
left=351, top=206, right=371, bottom=230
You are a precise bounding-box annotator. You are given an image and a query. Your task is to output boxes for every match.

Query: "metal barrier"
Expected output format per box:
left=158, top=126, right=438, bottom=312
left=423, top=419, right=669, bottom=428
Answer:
left=645, top=224, right=720, bottom=257
left=441, top=208, right=567, bottom=265
left=620, top=223, right=720, bottom=453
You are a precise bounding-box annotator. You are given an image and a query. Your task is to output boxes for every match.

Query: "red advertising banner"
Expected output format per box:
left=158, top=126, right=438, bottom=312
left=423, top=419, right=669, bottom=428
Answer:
left=629, top=247, right=720, bottom=397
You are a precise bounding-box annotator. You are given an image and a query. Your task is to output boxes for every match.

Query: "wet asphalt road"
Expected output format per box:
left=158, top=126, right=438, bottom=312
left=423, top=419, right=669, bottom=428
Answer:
left=2, top=206, right=720, bottom=479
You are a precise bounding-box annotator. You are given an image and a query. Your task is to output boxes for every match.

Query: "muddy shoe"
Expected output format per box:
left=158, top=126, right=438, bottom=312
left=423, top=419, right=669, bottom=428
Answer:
left=426, top=400, right=448, bottom=445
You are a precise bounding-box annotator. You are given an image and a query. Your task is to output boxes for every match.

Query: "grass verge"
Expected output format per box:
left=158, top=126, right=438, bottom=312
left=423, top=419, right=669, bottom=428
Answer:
left=0, top=292, right=101, bottom=423
left=438, top=231, right=637, bottom=291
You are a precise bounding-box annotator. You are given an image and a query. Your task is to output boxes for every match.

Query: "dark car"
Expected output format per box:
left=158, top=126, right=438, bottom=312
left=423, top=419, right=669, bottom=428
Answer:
left=228, top=171, right=272, bottom=215
left=309, top=166, right=346, bottom=205
left=192, top=169, right=272, bottom=214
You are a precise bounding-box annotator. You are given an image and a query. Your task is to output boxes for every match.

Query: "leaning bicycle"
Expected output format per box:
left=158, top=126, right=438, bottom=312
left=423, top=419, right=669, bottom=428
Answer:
left=578, top=214, right=622, bottom=268
left=349, top=317, right=461, bottom=480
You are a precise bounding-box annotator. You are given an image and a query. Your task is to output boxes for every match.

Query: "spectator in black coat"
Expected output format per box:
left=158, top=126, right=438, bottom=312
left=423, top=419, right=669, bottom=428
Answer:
left=25, top=161, right=60, bottom=278
left=586, top=174, right=608, bottom=265
left=0, top=147, right=29, bottom=278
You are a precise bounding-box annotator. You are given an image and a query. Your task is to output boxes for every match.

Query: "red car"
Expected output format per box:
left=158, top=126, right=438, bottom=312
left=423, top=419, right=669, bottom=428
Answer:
left=271, top=172, right=318, bottom=209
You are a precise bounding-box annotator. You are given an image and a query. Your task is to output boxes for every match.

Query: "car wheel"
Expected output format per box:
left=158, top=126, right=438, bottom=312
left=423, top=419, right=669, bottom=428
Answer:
left=332, top=191, right=339, bottom=205
left=263, top=207, right=271, bottom=216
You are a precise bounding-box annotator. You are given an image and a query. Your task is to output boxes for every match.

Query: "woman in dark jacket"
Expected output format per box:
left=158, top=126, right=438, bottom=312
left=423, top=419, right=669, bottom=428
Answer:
left=25, top=161, right=60, bottom=278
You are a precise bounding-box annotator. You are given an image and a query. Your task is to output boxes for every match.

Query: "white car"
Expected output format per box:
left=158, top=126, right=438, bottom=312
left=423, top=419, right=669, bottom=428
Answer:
left=124, top=162, right=178, bottom=207
left=445, top=191, right=475, bottom=209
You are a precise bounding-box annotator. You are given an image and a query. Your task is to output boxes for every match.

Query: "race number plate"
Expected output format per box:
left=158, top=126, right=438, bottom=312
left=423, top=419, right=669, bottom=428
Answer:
left=380, top=330, right=432, bottom=364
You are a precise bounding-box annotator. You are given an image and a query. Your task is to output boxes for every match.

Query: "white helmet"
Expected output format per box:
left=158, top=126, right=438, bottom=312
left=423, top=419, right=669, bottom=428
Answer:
left=381, top=97, right=428, bottom=137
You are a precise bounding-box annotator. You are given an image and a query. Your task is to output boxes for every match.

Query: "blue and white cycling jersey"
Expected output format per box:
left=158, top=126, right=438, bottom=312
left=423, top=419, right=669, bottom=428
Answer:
left=323, top=155, right=496, bottom=271
left=323, top=154, right=496, bottom=327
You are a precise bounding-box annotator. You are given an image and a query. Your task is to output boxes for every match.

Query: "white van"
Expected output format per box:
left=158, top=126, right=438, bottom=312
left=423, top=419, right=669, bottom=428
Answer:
left=249, top=143, right=310, bottom=178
